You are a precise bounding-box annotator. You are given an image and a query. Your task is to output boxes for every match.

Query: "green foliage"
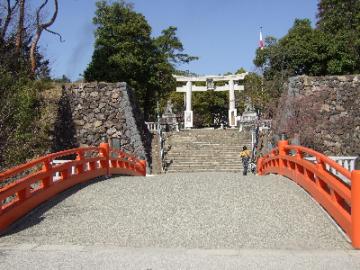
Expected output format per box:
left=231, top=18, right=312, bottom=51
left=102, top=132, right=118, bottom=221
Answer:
left=252, top=1, right=360, bottom=116
left=317, top=0, right=360, bottom=34
left=0, top=1, right=58, bottom=171
left=154, top=26, right=199, bottom=64
left=317, top=0, right=360, bottom=74
left=84, top=0, right=197, bottom=120
left=193, top=91, right=229, bottom=127
left=0, top=67, right=55, bottom=169
left=254, top=19, right=332, bottom=79
left=53, top=75, right=71, bottom=83
left=167, top=90, right=229, bottom=127
left=255, top=1, right=360, bottom=79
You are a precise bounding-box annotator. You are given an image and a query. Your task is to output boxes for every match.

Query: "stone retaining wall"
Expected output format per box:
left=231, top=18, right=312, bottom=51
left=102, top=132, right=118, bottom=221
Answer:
left=272, top=75, right=360, bottom=157
left=53, top=82, right=150, bottom=163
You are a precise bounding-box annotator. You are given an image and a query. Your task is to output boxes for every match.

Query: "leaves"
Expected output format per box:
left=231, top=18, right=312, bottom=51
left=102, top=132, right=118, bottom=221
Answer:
left=255, top=1, right=360, bottom=80
left=85, top=1, right=197, bottom=120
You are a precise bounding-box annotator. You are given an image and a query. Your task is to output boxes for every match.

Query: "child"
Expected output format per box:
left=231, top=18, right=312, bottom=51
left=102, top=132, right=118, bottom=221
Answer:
left=239, top=146, right=251, bottom=176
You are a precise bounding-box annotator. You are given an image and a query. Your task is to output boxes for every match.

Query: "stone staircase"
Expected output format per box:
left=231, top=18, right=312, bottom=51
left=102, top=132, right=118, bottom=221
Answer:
left=164, top=129, right=252, bottom=173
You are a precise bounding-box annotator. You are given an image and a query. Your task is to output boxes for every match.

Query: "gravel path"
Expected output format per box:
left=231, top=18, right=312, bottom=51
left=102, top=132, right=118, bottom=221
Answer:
left=1, top=245, right=360, bottom=270
left=0, top=172, right=350, bottom=250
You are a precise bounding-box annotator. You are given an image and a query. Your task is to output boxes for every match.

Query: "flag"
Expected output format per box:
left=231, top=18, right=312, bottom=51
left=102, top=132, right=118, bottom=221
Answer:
left=259, top=28, right=264, bottom=50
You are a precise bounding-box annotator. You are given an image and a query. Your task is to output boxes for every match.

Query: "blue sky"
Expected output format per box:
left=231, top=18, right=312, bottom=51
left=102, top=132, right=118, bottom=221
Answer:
left=36, top=0, right=318, bottom=81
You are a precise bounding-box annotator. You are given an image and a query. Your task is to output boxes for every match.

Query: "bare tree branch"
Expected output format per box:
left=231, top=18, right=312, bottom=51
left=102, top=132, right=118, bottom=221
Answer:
left=30, top=0, right=58, bottom=76
left=44, top=28, right=63, bottom=42
left=0, top=0, right=19, bottom=41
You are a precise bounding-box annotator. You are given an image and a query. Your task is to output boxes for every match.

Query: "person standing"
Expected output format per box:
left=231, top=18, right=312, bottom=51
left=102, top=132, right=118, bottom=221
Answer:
left=240, top=146, right=251, bottom=176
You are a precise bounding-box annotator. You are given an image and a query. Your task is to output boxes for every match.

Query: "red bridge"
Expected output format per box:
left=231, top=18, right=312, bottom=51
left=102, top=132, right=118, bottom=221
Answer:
left=0, top=141, right=359, bottom=268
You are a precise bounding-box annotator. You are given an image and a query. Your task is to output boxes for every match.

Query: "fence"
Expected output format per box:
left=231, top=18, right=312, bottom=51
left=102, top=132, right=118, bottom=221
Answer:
left=0, top=143, right=146, bottom=232
left=145, top=122, right=160, bottom=132
left=257, top=140, right=360, bottom=249
left=305, top=156, right=357, bottom=185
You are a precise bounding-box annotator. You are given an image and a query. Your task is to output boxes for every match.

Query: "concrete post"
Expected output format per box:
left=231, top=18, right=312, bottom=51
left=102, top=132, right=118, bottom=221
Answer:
left=184, top=81, right=193, bottom=128
left=186, top=81, right=192, bottom=111
left=228, top=80, right=237, bottom=127
left=229, top=80, right=235, bottom=111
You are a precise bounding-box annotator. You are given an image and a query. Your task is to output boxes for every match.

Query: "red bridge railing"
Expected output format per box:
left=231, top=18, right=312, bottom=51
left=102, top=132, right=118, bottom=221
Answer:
left=257, top=140, right=360, bottom=249
left=0, top=143, right=146, bottom=232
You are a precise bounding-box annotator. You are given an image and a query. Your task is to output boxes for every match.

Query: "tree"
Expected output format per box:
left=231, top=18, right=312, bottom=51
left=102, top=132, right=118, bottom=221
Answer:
left=317, top=0, right=360, bottom=34
left=15, top=0, right=24, bottom=54
left=316, top=0, right=360, bottom=74
left=0, top=0, right=59, bottom=78
left=255, top=2, right=360, bottom=80
left=84, top=0, right=160, bottom=119
left=85, top=0, right=197, bottom=120
left=154, top=26, right=198, bottom=65
left=0, top=0, right=61, bottom=169
left=30, top=0, right=60, bottom=76
left=0, top=0, right=19, bottom=42
left=254, top=19, right=331, bottom=80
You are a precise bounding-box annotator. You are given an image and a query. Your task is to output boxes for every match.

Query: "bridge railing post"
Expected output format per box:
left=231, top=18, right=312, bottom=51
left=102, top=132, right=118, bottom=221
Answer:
left=351, top=170, right=360, bottom=249
left=138, top=159, right=147, bottom=176
left=278, top=140, right=289, bottom=170
left=99, top=142, right=110, bottom=177
left=42, top=160, right=53, bottom=188
left=257, top=157, right=264, bottom=175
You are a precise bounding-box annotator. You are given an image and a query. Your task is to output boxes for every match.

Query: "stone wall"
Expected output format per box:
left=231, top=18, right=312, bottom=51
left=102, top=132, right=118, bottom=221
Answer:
left=53, top=82, right=150, bottom=163
left=272, top=75, right=360, bottom=157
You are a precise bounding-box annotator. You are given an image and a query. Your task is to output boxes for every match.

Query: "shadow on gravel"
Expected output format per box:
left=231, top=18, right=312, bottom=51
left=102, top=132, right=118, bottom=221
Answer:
left=0, top=176, right=112, bottom=237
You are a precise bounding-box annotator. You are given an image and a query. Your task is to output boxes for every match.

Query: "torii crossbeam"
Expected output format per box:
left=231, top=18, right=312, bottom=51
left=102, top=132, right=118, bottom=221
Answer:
left=174, top=73, right=247, bottom=128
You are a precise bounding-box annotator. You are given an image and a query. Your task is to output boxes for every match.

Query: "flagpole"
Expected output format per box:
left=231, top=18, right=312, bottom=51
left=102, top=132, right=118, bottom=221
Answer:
left=259, top=26, right=264, bottom=96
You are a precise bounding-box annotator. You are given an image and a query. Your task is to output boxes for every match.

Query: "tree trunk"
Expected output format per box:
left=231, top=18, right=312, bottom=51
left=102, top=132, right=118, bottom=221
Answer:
left=30, top=30, right=41, bottom=75
left=30, top=0, right=59, bottom=76
left=15, top=0, right=25, bottom=54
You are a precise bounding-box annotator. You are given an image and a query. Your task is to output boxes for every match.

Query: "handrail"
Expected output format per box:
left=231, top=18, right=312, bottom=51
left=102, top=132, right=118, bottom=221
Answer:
left=109, top=148, right=146, bottom=176
left=0, top=143, right=146, bottom=232
left=257, top=140, right=360, bottom=249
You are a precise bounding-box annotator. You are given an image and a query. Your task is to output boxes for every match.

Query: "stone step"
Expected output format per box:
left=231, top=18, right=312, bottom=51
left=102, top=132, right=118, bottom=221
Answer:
left=165, top=155, right=244, bottom=159
left=167, top=144, right=251, bottom=147
left=166, top=151, right=249, bottom=155
left=166, top=143, right=251, bottom=147
left=162, top=129, right=252, bottom=174
left=166, top=168, right=244, bottom=173
left=165, top=162, right=243, bottom=166
left=168, top=135, right=249, bottom=138
left=167, top=142, right=251, bottom=145
left=167, top=135, right=250, bottom=139
left=166, top=163, right=243, bottom=167
left=164, top=154, right=250, bottom=159
left=165, top=152, right=248, bottom=156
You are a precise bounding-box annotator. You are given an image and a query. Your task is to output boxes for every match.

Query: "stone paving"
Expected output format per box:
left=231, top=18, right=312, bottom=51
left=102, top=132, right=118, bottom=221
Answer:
left=1, top=172, right=359, bottom=269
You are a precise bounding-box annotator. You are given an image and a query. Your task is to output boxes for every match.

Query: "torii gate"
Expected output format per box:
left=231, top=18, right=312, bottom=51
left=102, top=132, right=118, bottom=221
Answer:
left=174, top=73, right=247, bottom=128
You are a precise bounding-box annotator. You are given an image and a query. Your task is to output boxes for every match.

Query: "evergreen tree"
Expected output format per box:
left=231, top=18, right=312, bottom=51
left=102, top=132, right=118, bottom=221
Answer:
left=85, top=0, right=197, bottom=120
left=316, top=0, right=360, bottom=74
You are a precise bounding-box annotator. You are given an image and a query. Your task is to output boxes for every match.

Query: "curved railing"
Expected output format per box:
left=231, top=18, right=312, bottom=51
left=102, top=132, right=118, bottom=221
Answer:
left=257, top=140, right=360, bottom=249
left=0, top=143, right=146, bottom=232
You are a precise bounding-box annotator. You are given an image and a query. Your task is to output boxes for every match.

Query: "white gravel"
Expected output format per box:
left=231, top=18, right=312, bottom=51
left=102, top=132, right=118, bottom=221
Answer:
left=0, top=172, right=351, bottom=250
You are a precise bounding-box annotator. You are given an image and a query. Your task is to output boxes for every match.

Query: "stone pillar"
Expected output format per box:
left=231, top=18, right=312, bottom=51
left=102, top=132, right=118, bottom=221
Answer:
left=228, top=80, right=237, bottom=127
left=184, top=81, right=193, bottom=128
